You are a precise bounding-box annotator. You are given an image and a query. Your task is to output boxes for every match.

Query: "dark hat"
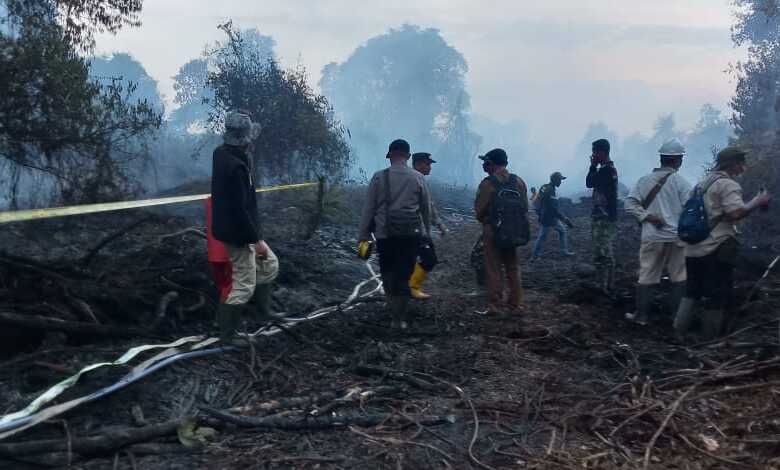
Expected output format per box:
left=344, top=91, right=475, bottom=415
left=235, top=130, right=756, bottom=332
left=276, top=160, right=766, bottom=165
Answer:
left=387, top=139, right=410, bottom=156
left=479, top=148, right=508, bottom=166
left=550, top=171, right=566, bottom=181
left=592, top=139, right=611, bottom=153
left=412, top=152, right=436, bottom=164
left=716, top=146, right=747, bottom=169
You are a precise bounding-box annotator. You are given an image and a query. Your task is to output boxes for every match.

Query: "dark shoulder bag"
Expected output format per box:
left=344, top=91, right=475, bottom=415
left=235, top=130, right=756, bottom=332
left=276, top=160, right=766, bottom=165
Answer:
left=384, top=169, right=422, bottom=237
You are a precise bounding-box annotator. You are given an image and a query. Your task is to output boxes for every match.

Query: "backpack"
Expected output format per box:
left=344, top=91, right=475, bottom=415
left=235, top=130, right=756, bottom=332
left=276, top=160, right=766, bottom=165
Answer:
left=532, top=184, right=547, bottom=215
left=677, top=176, right=725, bottom=244
left=488, top=174, right=530, bottom=248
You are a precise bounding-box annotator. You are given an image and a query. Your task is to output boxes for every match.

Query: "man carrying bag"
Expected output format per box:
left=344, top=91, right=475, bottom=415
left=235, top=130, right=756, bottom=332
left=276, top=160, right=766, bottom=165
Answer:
left=358, top=139, right=432, bottom=330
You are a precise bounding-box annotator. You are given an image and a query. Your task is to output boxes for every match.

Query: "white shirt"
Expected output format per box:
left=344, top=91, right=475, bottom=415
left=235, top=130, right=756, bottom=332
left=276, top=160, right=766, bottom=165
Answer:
left=624, top=168, right=692, bottom=242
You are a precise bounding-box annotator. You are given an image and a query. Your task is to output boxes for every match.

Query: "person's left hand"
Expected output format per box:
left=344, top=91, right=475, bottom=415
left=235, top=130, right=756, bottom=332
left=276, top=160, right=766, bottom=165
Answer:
left=254, top=240, right=270, bottom=259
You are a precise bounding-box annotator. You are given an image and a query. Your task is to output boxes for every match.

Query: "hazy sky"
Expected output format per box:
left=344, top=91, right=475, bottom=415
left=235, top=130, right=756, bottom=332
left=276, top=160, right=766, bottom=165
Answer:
left=95, top=0, right=744, bottom=157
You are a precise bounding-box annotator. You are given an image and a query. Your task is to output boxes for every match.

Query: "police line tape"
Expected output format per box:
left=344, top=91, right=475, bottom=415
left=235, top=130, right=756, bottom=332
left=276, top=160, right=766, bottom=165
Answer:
left=0, top=182, right=318, bottom=225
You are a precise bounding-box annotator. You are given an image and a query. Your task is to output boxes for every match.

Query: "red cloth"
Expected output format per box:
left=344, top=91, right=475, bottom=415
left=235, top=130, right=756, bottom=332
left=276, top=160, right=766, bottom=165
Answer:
left=205, top=198, right=232, bottom=301
left=209, top=262, right=233, bottom=303
left=205, top=197, right=229, bottom=262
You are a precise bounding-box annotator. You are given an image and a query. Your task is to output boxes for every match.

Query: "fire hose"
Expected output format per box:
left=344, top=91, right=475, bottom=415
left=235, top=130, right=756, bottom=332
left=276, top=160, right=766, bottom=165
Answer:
left=0, top=261, right=382, bottom=439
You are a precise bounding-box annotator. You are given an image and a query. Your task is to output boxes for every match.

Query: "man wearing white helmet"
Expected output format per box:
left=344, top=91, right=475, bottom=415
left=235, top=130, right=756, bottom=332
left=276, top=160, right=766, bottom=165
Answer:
left=623, top=138, right=692, bottom=325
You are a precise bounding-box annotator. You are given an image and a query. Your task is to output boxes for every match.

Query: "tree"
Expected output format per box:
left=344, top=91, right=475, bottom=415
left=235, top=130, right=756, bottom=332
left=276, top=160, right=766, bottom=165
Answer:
left=685, top=104, right=733, bottom=178
left=730, top=0, right=780, bottom=145
left=0, top=0, right=160, bottom=205
left=170, top=58, right=213, bottom=133
left=435, top=92, right=482, bottom=184
left=205, top=21, right=351, bottom=183
left=4, top=0, right=143, bottom=50
left=89, top=52, right=164, bottom=113
left=320, top=24, right=475, bottom=177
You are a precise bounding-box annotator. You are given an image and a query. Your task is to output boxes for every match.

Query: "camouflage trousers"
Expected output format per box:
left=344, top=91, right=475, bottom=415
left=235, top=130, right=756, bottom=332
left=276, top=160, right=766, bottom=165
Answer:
left=592, top=219, right=617, bottom=290
left=470, top=235, right=486, bottom=287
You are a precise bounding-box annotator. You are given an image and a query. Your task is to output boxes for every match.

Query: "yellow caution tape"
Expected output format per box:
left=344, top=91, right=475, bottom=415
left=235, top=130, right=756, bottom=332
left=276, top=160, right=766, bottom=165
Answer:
left=0, top=182, right=318, bottom=224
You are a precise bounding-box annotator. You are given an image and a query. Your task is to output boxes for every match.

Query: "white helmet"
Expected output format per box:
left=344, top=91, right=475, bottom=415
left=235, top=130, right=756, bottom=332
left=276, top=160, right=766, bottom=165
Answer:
left=658, top=138, right=685, bottom=156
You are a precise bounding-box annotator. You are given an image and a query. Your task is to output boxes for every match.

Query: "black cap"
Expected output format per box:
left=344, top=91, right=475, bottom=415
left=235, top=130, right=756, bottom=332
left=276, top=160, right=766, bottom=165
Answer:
left=479, top=148, right=508, bottom=166
left=412, top=152, right=436, bottom=164
left=550, top=171, right=566, bottom=181
left=592, top=139, right=610, bottom=153
left=387, top=139, right=410, bottom=157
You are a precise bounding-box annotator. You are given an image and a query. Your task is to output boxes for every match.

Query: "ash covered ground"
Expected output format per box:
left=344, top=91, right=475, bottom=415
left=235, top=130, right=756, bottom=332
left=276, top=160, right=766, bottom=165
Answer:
left=1, top=184, right=779, bottom=469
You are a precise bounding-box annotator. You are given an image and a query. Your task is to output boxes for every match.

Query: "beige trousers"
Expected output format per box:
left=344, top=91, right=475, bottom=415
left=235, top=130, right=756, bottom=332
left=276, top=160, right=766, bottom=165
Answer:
left=224, top=243, right=257, bottom=305
left=638, top=241, right=686, bottom=285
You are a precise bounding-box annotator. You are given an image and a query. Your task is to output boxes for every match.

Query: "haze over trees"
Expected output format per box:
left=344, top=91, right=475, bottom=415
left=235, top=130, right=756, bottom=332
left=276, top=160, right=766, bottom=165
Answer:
left=0, top=0, right=768, bottom=209
left=205, top=22, right=351, bottom=184
left=320, top=25, right=480, bottom=183
left=0, top=0, right=160, bottom=207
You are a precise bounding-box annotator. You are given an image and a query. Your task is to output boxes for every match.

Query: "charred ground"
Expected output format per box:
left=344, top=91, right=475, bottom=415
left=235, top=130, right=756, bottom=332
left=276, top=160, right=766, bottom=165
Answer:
left=0, top=184, right=779, bottom=469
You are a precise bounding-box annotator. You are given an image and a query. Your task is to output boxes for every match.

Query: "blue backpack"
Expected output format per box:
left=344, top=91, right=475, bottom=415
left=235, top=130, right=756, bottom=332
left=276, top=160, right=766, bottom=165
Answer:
left=677, top=176, right=724, bottom=244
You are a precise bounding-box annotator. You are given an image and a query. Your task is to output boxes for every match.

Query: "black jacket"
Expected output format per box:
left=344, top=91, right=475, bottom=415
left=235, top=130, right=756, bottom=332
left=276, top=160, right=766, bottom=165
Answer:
left=211, top=144, right=261, bottom=245
left=586, top=162, right=618, bottom=221
left=538, top=183, right=563, bottom=227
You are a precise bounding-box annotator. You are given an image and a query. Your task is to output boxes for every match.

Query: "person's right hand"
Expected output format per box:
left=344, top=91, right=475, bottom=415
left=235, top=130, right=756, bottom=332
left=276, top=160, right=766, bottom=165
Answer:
left=755, top=189, right=771, bottom=209
left=644, top=214, right=666, bottom=228
left=254, top=240, right=269, bottom=259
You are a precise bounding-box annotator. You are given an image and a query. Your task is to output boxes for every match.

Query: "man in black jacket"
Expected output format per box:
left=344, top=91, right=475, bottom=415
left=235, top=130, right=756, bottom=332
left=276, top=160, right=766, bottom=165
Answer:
left=211, top=111, right=267, bottom=341
left=531, top=171, right=575, bottom=259
left=586, top=139, right=619, bottom=294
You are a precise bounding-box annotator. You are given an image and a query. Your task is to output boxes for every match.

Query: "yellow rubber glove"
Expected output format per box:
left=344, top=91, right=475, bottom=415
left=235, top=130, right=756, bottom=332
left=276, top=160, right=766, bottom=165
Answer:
left=358, top=240, right=372, bottom=259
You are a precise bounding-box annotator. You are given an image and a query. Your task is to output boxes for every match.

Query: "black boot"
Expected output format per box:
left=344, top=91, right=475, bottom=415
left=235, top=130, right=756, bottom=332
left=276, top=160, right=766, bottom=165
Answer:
left=217, top=303, right=243, bottom=342
left=701, top=309, right=725, bottom=341
left=250, top=283, right=273, bottom=322
left=669, top=282, right=686, bottom=315
left=625, top=285, right=653, bottom=325
left=673, top=297, right=697, bottom=342
left=389, top=296, right=409, bottom=330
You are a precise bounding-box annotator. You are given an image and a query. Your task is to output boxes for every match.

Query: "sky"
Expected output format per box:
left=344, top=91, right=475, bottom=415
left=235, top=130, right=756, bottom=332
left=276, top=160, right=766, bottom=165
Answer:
left=94, top=0, right=745, bottom=159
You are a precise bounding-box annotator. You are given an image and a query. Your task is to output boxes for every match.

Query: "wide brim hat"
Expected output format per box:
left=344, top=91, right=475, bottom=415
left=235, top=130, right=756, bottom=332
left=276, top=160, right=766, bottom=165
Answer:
left=716, top=146, right=748, bottom=169
left=224, top=112, right=261, bottom=146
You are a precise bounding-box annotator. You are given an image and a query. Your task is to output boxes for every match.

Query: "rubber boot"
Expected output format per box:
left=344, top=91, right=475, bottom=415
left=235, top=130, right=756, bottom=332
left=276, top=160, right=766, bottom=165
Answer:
left=669, top=282, right=686, bottom=315
left=250, top=283, right=272, bottom=321
left=409, top=264, right=431, bottom=300
left=396, top=296, right=409, bottom=330
left=600, top=266, right=615, bottom=298
left=625, top=285, right=653, bottom=325
left=217, top=303, right=243, bottom=342
left=387, top=296, right=402, bottom=330
left=701, top=309, right=725, bottom=341
left=607, top=265, right=616, bottom=292
left=673, top=297, right=697, bottom=340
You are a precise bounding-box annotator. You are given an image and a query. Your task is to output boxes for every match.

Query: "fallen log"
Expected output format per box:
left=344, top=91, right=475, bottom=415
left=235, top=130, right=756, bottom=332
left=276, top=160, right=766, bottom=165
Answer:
left=0, top=420, right=182, bottom=457
left=0, top=311, right=154, bottom=338
left=200, top=406, right=453, bottom=430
